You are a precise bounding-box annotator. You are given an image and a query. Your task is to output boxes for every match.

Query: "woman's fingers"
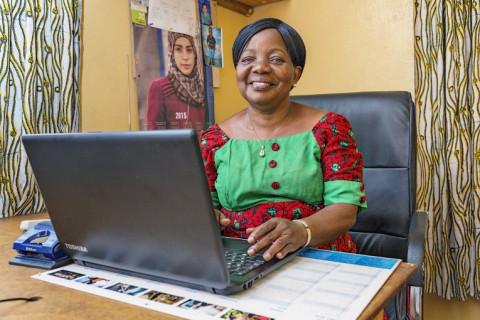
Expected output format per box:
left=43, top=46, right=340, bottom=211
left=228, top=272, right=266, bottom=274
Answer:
left=275, top=242, right=297, bottom=260
left=214, top=209, right=231, bottom=228
left=220, top=217, right=231, bottom=227
left=246, top=218, right=306, bottom=260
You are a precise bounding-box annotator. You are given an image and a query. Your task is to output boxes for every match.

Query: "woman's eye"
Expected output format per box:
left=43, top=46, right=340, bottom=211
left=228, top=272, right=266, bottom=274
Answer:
left=271, top=57, right=285, bottom=64
left=187, top=48, right=193, bottom=54
left=240, top=57, right=254, bottom=64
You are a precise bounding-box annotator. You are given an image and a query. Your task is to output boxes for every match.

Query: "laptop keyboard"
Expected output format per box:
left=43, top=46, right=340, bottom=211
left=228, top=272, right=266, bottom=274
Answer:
left=224, top=247, right=266, bottom=276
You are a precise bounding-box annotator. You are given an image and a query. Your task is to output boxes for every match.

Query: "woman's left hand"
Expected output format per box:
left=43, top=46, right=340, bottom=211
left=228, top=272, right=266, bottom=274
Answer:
left=245, top=218, right=307, bottom=261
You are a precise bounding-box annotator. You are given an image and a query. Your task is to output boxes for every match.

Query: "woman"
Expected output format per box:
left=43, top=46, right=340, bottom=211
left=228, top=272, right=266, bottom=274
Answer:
left=200, top=18, right=367, bottom=262
left=146, top=32, right=206, bottom=130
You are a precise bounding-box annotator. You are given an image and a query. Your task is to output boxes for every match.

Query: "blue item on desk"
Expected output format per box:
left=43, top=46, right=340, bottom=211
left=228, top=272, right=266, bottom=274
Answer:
left=9, top=221, right=72, bottom=270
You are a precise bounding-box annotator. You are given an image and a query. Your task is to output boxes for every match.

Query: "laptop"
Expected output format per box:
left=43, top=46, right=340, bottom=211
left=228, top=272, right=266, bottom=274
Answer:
left=21, top=129, right=298, bottom=294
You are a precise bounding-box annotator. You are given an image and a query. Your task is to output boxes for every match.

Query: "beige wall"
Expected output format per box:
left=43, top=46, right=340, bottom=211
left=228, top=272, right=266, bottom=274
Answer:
left=250, top=0, right=415, bottom=95
left=212, top=6, right=246, bottom=122
left=81, top=0, right=138, bottom=132
left=425, top=293, right=480, bottom=320
left=213, top=0, right=415, bottom=122
left=81, top=0, right=414, bottom=129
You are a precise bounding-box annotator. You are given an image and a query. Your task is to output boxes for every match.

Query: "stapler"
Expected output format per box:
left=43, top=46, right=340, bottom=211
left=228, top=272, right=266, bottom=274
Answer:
left=9, top=220, right=72, bottom=270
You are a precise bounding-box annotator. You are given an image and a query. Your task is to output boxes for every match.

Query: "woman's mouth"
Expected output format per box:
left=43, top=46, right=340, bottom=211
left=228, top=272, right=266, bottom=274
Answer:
left=250, top=81, right=273, bottom=90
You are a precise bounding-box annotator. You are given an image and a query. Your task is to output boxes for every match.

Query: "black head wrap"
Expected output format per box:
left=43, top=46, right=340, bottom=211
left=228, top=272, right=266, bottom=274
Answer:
left=232, top=18, right=306, bottom=78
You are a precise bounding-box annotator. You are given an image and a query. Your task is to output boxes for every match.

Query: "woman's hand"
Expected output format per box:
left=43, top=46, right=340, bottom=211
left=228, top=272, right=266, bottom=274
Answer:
left=215, top=209, right=231, bottom=229
left=245, top=218, right=307, bottom=261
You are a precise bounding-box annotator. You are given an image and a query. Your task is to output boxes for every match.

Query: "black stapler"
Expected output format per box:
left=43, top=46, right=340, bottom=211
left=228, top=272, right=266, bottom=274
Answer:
left=9, top=220, right=71, bottom=270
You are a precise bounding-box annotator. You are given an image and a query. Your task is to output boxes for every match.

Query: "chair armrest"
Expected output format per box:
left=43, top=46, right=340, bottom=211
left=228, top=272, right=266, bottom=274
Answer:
left=407, top=211, right=427, bottom=287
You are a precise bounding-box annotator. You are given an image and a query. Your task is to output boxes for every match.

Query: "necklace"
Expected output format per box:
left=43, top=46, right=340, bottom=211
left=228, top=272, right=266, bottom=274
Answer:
left=246, top=103, right=293, bottom=157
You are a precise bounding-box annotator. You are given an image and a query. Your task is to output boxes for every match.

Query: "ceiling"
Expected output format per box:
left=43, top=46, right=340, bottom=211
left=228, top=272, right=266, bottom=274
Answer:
left=235, top=0, right=284, bottom=6
left=216, top=0, right=285, bottom=16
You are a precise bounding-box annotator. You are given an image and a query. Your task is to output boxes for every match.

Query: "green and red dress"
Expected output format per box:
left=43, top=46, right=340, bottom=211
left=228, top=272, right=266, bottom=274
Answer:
left=200, top=112, right=367, bottom=253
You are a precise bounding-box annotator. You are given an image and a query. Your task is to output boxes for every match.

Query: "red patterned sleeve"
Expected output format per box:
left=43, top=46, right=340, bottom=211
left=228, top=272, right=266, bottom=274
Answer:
left=312, top=113, right=367, bottom=211
left=200, top=125, right=228, bottom=207
left=312, top=113, right=364, bottom=182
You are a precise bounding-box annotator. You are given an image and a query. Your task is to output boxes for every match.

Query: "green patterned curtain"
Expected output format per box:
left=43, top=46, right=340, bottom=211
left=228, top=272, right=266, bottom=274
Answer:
left=0, top=0, right=81, bottom=218
left=415, top=0, right=480, bottom=299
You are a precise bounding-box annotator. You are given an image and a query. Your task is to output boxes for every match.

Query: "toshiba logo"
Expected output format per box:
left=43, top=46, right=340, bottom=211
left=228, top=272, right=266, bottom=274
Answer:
left=64, top=243, right=88, bottom=252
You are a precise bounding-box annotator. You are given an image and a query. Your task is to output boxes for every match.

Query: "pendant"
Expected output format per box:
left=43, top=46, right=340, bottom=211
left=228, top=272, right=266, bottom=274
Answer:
left=259, top=145, right=265, bottom=157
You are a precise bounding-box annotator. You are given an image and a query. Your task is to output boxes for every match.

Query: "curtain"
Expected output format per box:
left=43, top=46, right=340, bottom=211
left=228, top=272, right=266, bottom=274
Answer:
left=415, top=0, right=480, bottom=300
left=0, top=0, right=81, bottom=218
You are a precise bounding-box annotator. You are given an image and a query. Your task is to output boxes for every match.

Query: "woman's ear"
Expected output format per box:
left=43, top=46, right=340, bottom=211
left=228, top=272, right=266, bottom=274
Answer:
left=292, top=66, right=303, bottom=87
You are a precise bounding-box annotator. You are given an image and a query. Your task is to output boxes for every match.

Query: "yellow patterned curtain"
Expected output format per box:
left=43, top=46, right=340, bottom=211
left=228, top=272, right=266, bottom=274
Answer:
left=415, top=1, right=480, bottom=299
left=0, top=0, right=81, bottom=217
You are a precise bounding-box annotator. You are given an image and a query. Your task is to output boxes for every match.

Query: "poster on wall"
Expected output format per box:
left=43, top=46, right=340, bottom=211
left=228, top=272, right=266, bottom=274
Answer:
left=201, top=25, right=223, bottom=67
left=198, top=0, right=222, bottom=87
left=198, top=0, right=213, bottom=26
left=130, top=0, right=148, bottom=26
left=131, top=0, right=214, bottom=132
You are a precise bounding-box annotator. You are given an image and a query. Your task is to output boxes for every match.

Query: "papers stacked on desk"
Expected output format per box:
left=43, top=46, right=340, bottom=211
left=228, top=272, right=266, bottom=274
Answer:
left=33, top=249, right=400, bottom=320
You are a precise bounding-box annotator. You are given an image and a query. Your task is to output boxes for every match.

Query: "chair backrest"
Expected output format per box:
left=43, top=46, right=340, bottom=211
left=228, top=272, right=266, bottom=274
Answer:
left=292, top=91, right=416, bottom=261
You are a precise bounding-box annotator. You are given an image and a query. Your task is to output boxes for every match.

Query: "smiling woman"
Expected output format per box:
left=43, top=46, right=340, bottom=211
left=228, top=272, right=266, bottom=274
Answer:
left=146, top=32, right=207, bottom=131
left=200, top=18, right=367, bottom=262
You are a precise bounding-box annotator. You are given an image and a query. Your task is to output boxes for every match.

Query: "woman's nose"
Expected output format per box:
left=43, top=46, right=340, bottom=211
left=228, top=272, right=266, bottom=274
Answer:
left=252, top=58, right=270, bottom=73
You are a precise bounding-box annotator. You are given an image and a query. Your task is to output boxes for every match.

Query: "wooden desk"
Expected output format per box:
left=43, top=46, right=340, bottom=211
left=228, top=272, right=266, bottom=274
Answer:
left=0, top=213, right=417, bottom=320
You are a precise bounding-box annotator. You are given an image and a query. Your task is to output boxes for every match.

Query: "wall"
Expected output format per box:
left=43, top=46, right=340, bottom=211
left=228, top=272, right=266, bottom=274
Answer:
left=212, top=6, right=246, bottom=122
left=425, top=293, right=480, bottom=320
left=80, top=1, right=245, bottom=131
left=250, top=0, right=415, bottom=95
left=213, top=0, right=415, bottom=122
left=81, top=0, right=246, bottom=132
left=81, top=0, right=138, bottom=132
left=81, top=0, right=415, bottom=127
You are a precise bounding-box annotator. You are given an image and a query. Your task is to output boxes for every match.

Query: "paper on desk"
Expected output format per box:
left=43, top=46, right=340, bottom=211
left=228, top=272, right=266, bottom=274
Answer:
left=32, top=250, right=400, bottom=320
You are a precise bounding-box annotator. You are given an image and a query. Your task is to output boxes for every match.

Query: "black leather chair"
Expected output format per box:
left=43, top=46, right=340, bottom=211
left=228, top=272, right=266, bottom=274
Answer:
left=292, top=91, right=426, bottom=320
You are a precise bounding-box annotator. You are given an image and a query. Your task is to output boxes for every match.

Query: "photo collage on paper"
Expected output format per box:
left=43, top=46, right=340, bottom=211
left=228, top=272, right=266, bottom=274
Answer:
left=48, top=268, right=274, bottom=320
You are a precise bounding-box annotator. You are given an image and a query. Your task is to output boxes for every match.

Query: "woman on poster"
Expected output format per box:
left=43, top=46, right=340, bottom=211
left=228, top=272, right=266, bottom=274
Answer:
left=146, top=32, right=207, bottom=130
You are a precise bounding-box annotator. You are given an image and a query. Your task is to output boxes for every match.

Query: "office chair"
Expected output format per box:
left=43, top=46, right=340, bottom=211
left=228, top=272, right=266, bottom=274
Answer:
left=292, top=91, right=426, bottom=320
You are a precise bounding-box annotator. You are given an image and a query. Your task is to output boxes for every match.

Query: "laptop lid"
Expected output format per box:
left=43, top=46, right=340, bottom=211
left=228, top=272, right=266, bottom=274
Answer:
left=22, top=129, right=298, bottom=294
left=22, top=130, right=233, bottom=290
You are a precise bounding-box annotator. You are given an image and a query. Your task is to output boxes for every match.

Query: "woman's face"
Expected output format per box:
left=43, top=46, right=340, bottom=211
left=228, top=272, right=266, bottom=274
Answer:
left=235, top=28, right=302, bottom=108
left=173, top=36, right=195, bottom=76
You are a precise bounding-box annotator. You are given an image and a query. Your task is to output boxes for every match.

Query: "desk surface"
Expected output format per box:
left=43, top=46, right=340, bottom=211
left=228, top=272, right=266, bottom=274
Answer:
left=0, top=213, right=417, bottom=320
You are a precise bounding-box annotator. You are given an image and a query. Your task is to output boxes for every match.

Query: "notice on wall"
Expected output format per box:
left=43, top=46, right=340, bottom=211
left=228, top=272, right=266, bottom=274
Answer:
left=130, top=0, right=148, bottom=25
left=148, top=0, right=198, bottom=36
